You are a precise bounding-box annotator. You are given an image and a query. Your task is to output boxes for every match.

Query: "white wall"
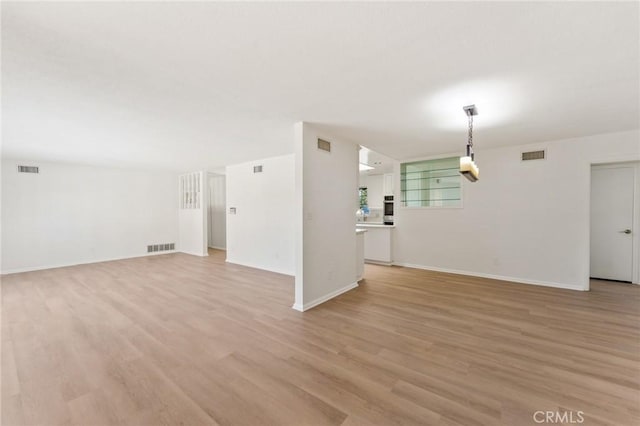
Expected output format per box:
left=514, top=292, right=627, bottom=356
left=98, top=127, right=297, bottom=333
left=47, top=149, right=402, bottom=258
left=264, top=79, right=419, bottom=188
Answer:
left=207, top=173, right=226, bottom=250
left=1, top=160, right=178, bottom=273
left=225, top=154, right=295, bottom=275
left=393, top=130, right=640, bottom=290
left=294, top=122, right=359, bottom=311
left=359, top=173, right=384, bottom=208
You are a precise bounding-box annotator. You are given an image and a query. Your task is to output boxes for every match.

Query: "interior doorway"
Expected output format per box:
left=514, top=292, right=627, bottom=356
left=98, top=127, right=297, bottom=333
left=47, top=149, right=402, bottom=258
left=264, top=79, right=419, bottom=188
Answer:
left=207, top=173, right=226, bottom=250
left=590, top=162, right=639, bottom=283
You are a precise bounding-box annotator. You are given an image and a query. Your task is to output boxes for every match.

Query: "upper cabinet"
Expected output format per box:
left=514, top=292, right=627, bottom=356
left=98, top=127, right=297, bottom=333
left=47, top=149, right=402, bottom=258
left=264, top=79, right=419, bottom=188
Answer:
left=383, top=173, right=394, bottom=196
left=360, top=174, right=383, bottom=207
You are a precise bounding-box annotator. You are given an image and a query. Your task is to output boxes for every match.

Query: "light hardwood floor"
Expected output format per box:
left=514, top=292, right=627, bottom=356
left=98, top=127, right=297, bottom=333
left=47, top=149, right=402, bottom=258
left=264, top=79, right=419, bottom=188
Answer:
left=2, top=249, right=639, bottom=425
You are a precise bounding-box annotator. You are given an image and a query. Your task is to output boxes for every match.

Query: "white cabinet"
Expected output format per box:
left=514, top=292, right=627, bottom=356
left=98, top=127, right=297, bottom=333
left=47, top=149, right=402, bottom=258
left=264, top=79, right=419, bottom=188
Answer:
left=383, top=173, right=394, bottom=196
left=356, top=225, right=393, bottom=265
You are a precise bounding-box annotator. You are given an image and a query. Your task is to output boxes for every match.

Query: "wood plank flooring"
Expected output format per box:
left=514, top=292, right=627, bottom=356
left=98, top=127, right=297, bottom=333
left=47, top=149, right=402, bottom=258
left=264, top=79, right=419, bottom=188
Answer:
left=2, top=250, right=639, bottom=425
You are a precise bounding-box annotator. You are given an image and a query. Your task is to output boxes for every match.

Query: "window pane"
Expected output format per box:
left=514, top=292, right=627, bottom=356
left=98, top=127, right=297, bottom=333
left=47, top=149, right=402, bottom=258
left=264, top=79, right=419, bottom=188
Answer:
left=400, top=157, right=462, bottom=207
left=358, top=187, right=368, bottom=209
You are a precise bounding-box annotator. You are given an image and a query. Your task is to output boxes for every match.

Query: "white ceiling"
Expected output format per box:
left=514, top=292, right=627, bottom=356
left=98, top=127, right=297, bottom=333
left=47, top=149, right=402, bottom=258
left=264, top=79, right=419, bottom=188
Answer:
left=2, top=2, right=638, bottom=171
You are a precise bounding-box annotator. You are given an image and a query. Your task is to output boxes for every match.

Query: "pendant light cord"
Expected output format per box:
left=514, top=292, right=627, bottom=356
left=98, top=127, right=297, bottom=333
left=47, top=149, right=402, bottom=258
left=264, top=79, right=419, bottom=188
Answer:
left=467, top=112, right=474, bottom=159
left=468, top=113, right=473, bottom=148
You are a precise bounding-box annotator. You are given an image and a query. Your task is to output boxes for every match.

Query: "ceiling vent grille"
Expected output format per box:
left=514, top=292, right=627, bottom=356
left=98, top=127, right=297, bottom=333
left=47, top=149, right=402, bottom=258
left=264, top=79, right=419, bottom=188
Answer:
left=317, top=139, right=331, bottom=152
left=18, top=165, right=39, bottom=173
left=522, top=150, right=545, bottom=161
left=253, top=165, right=263, bottom=173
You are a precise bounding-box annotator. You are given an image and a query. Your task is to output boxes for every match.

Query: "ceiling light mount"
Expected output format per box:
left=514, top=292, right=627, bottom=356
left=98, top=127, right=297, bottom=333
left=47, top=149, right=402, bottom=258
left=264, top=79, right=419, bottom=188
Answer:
left=463, top=104, right=478, bottom=117
left=460, top=104, right=479, bottom=182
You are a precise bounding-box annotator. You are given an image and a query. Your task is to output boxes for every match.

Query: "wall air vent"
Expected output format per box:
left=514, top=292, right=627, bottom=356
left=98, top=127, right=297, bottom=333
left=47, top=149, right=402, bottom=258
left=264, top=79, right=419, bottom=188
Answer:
left=317, top=138, right=331, bottom=152
left=253, top=165, right=263, bottom=173
left=147, top=243, right=175, bottom=253
left=18, top=165, right=39, bottom=173
left=522, top=150, right=546, bottom=161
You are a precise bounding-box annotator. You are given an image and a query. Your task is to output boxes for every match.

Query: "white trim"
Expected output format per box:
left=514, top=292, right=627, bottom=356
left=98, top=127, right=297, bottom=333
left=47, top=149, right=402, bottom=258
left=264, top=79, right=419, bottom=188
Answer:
left=394, top=262, right=587, bottom=291
left=1, top=251, right=178, bottom=275
left=207, top=246, right=227, bottom=251
left=635, top=162, right=640, bottom=285
left=180, top=250, right=209, bottom=257
left=590, top=161, right=640, bottom=285
left=364, top=259, right=393, bottom=266
left=225, top=258, right=294, bottom=277
left=292, top=281, right=359, bottom=312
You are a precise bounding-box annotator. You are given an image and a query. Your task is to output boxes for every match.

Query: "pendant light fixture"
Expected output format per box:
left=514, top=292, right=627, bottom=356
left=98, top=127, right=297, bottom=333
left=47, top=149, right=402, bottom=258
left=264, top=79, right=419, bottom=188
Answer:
left=459, top=104, right=479, bottom=182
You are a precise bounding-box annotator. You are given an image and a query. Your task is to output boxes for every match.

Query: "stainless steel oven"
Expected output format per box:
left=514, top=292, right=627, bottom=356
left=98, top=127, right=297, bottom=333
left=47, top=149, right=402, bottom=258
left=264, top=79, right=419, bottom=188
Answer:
left=383, top=195, right=394, bottom=225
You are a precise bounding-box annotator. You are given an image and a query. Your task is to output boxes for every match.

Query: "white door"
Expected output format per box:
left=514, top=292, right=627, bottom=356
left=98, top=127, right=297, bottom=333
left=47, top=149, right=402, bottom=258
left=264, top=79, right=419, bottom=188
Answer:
left=590, top=166, right=635, bottom=282
left=207, top=174, right=226, bottom=250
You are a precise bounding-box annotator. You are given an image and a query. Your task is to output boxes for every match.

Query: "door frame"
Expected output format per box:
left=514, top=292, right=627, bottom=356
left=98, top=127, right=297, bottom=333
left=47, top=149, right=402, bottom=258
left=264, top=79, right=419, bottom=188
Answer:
left=206, top=172, right=227, bottom=251
left=589, top=160, right=640, bottom=288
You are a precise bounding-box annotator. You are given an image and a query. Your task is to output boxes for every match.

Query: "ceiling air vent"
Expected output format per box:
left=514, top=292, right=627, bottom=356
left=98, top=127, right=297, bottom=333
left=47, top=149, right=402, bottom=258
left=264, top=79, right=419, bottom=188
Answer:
left=253, top=165, right=263, bottom=173
left=317, top=138, right=331, bottom=152
left=18, top=165, right=39, bottom=173
left=521, top=150, right=545, bottom=161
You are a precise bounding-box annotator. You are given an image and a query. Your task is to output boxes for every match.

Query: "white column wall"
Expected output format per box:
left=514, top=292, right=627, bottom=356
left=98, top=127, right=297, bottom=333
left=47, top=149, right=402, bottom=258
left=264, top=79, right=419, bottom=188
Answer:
left=294, top=122, right=359, bottom=311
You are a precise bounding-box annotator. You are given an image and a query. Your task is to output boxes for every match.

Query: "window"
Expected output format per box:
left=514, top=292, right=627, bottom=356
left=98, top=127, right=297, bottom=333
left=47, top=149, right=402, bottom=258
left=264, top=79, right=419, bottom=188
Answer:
left=400, top=157, right=462, bottom=207
left=358, top=187, right=368, bottom=209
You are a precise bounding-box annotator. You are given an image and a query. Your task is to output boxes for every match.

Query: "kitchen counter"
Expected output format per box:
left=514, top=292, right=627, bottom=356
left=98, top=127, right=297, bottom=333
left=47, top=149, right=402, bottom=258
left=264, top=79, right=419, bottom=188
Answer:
left=356, top=223, right=395, bottom=228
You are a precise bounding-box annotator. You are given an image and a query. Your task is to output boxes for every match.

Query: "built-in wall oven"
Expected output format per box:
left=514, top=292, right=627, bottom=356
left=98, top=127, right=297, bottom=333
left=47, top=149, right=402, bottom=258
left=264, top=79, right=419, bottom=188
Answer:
left=383, top=195, right=394, bottom=225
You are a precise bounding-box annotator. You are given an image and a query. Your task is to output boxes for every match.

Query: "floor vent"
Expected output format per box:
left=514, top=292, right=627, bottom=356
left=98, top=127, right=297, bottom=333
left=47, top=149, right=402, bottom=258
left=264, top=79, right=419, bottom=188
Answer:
left=317, top=138, right=331, bottom=152
left=147, top=243, right=175, bottom=253
left=18, top=165, right=39, bottom=173
left=522, top=150, right=545, bottom=161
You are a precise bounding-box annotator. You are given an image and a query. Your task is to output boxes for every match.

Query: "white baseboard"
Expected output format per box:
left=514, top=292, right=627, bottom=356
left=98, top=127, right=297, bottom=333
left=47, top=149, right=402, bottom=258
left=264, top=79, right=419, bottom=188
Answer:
left=179, top=250, right=209, bottom=257
left=1, top=250, right=178, bottom=275
left=207, top=246, right=227, bottom=251
left=224, top=258, right=294, bottom=277
left=292, top=281, right=359, bottom=312
left=394, top=262, right=587, bottom=291
left=365, top=259, right=393, bottom=266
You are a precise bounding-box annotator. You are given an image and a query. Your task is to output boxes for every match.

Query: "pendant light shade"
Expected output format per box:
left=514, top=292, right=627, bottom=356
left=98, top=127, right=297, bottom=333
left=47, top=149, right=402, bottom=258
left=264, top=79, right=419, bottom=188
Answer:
left=460, top=155, right=479, bottom=182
